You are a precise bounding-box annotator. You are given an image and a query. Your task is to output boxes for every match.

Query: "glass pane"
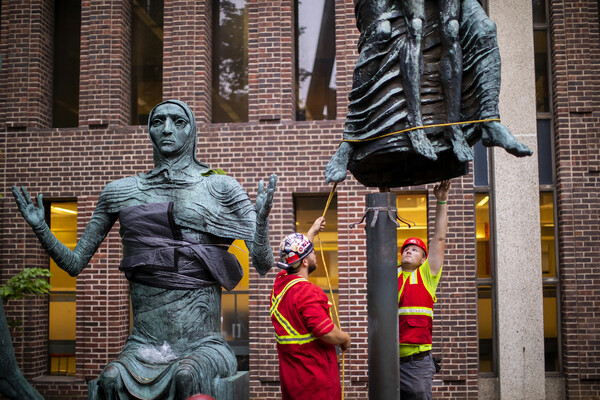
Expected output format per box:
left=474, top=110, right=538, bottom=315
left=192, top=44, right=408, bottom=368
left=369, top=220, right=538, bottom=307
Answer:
left=131, top=0, right=164, bottom=125
left=534, top=30, right=550, bottom=113
left=543, top=285, right=559, bottom=372
left=212, top=0, right=249, bottom=123
left=52, top=0, right=81, bottom=128
left=540, top=192, right=556, bottom=277
left=532, top=0, right=547, bottom=25
left=294, top=195, right=339, bottom=293
left=478, top=285, right=495, bottom=373
left=473, top=140, right=489, bottom=187
left=476, top=193, right=491, bottom=279
left=222, top=240, right=250, bottom=369
left=49, top=201, right=78, bottom=375
left=396, top=194, right=428, bottom=259
left=296, top=0, right=336, bottom=121
left=537, top=119, right=553, bottom=185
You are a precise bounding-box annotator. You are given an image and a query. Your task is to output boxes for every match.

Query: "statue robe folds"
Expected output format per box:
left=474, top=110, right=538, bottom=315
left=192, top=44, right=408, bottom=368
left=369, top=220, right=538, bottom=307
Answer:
left=346, top=0, right=507, bottom=187
left=91, top=173, right=254, bottom=400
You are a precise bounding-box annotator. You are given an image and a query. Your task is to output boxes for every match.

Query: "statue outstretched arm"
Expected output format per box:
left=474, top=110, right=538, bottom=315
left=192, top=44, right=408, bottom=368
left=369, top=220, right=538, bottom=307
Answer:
left=12, top=186, right=118, bottom=277
left=246, top=174, right=277, bottom=275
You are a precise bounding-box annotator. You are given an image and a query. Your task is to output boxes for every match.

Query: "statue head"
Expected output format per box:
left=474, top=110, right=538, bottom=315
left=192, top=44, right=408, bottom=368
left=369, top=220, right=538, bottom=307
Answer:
left=148, top=100, right=208, bottom=168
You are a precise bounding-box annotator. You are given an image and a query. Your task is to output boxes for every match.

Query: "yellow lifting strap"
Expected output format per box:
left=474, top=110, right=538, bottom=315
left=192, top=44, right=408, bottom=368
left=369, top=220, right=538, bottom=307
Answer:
left=314, top=182, right=346, bottom=398
left=341, top=118, right=501, bottom=143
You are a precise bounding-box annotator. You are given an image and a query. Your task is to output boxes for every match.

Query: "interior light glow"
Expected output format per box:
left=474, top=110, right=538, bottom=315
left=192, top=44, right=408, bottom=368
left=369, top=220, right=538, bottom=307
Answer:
left=477, top=196, right=489, bottom=207
left=51, top=206, right=77, bottom=215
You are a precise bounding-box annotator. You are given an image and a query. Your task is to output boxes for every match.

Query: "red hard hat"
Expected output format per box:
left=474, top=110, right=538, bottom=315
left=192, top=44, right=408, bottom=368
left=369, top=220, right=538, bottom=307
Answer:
left=186, top=395, right=215, bottom=400
left=401, top=237, right=427, bottom=258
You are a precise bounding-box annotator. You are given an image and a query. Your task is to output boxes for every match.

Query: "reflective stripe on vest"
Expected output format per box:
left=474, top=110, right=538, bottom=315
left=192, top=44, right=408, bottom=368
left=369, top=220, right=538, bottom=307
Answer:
left=397, top=266, right=434, bottom=345
left=270, top=277, right=317, bottom=345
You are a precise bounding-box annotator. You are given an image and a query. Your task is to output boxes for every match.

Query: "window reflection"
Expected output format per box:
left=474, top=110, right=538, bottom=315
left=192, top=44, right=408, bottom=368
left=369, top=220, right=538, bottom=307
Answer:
left=212, top=0, right=249, bottom=123
left=476, top=193, right=495, bottom=373
left=532, top=0, right=547, bottom=24
left=52, top=0, right=81, bottom=128
left=534, top=30, right=550, bottom=113
left=540, top=192, right=556, bottom=277
left=476, top=193, right=491, bottom=279
left=49, top=201, right=78, bottom=375
left=478, top=285, right=494, bottom=373
left=222, top=240, right=250, bottom=370
left=131, top=0, right=163, bottom=125
left=473, top=141, right=489, bottom=187
left=543, top=285, right=559, bottom=372
left=294, top=195, right=339, bottom=306
left=296, top=0, right=336, bottom=121
left=396, top=194, right=427, bottom=259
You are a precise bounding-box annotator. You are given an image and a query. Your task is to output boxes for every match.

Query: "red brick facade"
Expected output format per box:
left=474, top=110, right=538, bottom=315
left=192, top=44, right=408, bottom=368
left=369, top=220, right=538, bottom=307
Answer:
left=551, top=0, right=600, bottom=398
left=0, top=0, right=598, bottom=399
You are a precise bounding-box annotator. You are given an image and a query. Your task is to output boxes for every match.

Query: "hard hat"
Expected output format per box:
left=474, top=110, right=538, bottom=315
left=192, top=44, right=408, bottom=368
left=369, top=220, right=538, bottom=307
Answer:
left=277, top=233, right=314, bottom=270
left=401, top=237, right=427, bottom=258
left=186, top=395, right=215, bottom=400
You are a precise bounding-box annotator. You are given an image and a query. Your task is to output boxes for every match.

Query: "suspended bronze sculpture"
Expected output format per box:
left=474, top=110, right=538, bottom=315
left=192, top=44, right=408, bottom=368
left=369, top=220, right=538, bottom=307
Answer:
left=326, top=0, right=532, bottom=189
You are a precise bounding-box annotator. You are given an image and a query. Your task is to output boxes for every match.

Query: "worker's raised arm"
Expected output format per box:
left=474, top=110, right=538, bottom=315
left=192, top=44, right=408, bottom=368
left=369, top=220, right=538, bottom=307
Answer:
left=306, top=216, right=326, bottom=242
left=427, top=180, right=450, bottom=276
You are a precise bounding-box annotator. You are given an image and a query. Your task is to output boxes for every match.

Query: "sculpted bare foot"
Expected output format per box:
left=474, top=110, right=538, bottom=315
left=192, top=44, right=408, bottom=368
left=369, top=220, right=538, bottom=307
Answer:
left=481, top=120, right=533, bottom=157
left=446, top=125, right=474, bottom=162
left=407, top=129, right=437, bottom=161
left=325, top=142, right=352, bottom=183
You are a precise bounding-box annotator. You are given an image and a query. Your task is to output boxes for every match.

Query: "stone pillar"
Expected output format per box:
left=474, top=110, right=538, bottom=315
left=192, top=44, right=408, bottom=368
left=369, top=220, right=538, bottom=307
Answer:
left=487, top=1, right=546, bottom=399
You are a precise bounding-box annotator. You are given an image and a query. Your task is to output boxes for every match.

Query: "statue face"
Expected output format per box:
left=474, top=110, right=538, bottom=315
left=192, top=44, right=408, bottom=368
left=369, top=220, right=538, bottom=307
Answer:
left=149, top=103, right=192, bottom=157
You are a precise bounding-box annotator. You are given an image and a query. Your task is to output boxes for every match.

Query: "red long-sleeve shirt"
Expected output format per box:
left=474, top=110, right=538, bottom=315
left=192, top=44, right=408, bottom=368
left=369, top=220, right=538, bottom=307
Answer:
left=270, top=270, right=341, bottom=400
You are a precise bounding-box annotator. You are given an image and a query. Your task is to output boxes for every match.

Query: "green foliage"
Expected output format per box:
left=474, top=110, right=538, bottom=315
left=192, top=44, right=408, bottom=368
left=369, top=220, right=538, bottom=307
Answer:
left=0, top=268, right=52, bottom=303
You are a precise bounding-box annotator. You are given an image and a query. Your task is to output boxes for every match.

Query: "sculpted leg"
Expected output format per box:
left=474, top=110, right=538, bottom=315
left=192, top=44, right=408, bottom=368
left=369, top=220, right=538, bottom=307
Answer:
left=400, top=0, right=437, bottom=160
left=174, top=364, right=198, bottom=400
left=97, top=365, right=126, bottom=400
left=325, top=141, right=353, bottom=183
left=481, top=120, right=533, bottom=156
left=439, top=0, right=473, bottom=162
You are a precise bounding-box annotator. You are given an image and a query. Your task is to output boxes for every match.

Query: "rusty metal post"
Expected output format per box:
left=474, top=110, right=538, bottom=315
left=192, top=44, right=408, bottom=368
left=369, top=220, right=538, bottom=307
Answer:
left=365, top=192, right=399, bottom=400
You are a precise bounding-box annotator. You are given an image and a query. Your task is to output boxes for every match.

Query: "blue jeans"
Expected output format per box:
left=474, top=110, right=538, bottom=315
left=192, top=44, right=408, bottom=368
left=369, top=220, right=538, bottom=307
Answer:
left=399, top=353, right=436, bottom=400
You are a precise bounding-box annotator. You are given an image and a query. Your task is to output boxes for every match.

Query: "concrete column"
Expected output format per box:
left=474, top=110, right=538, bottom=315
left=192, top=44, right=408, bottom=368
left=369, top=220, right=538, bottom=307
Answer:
left=487, top=1, right=545, bottom=399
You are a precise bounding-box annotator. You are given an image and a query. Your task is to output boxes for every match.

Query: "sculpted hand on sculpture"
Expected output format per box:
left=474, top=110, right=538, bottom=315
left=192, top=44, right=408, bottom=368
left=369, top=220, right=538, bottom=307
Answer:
left=12, top=100, right=277, bottom=400
left=326, top=0, right=532, bottom=189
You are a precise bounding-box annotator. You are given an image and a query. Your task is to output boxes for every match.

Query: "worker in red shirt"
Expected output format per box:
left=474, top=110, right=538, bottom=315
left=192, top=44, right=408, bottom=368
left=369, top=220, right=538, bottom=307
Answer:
left=398, top=179, right=450, bottom=399
left=270, top=217, right=351, bottom=400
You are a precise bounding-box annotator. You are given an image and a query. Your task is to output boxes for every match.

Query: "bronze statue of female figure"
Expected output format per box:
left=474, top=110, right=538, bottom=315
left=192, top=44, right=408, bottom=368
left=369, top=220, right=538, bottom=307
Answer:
left=12, top=100, right=277, bottom=400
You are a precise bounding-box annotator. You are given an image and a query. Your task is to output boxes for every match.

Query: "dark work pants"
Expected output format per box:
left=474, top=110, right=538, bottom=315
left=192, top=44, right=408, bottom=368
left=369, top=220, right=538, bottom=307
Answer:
left=399, top=353, right=436, bottom=400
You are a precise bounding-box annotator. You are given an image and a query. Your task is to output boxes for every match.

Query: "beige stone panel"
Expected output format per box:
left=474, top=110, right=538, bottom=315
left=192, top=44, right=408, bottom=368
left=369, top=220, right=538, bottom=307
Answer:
left=488, top=0, right=546, bottom=399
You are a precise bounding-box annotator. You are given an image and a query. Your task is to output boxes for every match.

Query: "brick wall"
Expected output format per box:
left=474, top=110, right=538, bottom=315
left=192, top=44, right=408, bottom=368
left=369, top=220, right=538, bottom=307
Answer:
left=0, top=0, right=598, bottom=399
left=551, top=0, right=600, bottom=398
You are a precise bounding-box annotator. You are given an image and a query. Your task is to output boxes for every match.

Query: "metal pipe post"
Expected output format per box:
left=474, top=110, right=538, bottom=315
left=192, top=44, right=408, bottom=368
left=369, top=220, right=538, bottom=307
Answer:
left=365, top=192, right=399, bottom=400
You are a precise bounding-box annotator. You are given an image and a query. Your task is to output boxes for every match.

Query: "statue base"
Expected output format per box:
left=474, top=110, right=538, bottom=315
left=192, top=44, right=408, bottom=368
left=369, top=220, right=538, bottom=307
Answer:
left=87, top=371, right=249, bottom=400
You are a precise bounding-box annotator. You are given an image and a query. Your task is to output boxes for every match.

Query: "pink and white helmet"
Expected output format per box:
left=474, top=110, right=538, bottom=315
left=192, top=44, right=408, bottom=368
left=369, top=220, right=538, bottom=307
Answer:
left=277, top=233, right=314, bottom=270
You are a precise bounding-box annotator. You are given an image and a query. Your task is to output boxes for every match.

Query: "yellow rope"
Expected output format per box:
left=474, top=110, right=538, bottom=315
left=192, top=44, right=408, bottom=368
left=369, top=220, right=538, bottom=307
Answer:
left=341, top=118, right=501, bottom=143
left=315, top=182, right=345, bottom=398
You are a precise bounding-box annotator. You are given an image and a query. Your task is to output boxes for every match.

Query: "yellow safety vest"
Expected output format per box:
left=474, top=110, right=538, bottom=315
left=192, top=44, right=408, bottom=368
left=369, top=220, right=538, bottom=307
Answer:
left=270, top=277, right=318, bottom=345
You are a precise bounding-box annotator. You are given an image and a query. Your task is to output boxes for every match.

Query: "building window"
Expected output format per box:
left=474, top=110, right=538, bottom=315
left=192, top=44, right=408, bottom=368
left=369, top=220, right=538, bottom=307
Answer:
left=396, top=193, right=428, bottom=258
left=293, top=194, right=339, bottom=305
left=540, top=192, right=559, bottom=372
left=533, top=0, right=560, bottom=374
left=131, top=0, right=164, bottom=125
left=48, top=201, right=77, bottom=375
left=221, top=240, right=250, bottom=370
left=295, top=0, right=336, bottom=121
left=52, top=0, right=81, bottom=128
left=212, top=0, right=249, bottom=123
left=476, top=192, right=496, bottom=373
